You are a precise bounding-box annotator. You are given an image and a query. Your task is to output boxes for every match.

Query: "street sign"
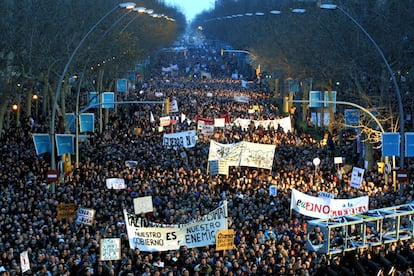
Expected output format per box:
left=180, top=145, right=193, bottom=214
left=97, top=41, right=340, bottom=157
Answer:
left=397, top=170, right=408, bottom=182
left=384, top=163, right=390, bottom=175
left=46, top=170, right=58, bottom=182
left=382, top=132, right=401, bottom=157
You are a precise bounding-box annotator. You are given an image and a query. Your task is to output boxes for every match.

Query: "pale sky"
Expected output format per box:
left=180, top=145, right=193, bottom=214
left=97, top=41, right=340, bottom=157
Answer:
left=163, top=0, right=216, bottom=22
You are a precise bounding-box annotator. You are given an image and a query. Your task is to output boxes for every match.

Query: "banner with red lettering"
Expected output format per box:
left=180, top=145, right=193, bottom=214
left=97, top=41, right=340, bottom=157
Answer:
left=290, top=189, right=369, bottom=219
left=195, top=116, right=214, bottom=125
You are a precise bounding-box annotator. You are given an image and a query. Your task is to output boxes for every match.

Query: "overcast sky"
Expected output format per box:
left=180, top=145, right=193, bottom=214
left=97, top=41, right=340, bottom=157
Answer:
left=163, top=0, right=216, bottom=22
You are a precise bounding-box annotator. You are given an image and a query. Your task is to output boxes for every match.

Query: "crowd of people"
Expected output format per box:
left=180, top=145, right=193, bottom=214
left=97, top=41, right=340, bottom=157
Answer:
left=1, top=39, right=414, bottom=276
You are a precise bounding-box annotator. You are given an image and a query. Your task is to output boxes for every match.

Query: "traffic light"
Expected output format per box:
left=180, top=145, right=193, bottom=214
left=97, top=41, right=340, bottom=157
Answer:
left=63, top=153, right=71, bottom=175
left=283, top=96, right=289, bottom=113
left=256, top=64, right=261, bottom=79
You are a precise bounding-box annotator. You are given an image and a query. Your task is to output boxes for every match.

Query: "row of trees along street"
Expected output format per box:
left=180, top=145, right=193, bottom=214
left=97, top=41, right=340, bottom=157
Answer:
left=0, top=0, right=186, bottom=137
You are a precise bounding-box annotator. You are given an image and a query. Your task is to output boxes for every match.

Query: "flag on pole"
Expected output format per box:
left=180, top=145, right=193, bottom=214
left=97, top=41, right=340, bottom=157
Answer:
left=55, top=134, right=75, bottom=156
left=32, top=134, right=51, bottom=155
left=79, top=113, right=95, bottom=132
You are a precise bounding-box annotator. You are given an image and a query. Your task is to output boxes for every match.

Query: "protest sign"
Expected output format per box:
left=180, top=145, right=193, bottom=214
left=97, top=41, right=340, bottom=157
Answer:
left=216, top=229, right=235, bottom=251
left=100, top=238, right=121, bottom=261
left=350, top=167, right=365, bottom=189
left=76, top=208, right=95, bottom=226
left=133, top=196, right=154, bottom=214
left=106, top=178, right=126, bottom=189
left=20, top=251, right=30, bottom=273
left=57, top=203, right=76, bottom=220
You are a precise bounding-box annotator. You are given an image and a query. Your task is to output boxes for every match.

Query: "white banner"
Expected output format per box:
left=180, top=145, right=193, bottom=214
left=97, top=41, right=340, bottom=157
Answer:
left=233, top=95, right=250, bottom=103
left=163, top=130, right=196, bottom=149
left=232, top=117, right=291, bottom=133
left=208, top=141, right=242, bottom=167
left=290, top=189, right=369, bottom=219
left=208, top=141, right=275, bottom=170
left=124, top=202, right=227, bottom=251
left=239, top=141, right=276, bottom=170
left=106, top=178, right=126, bottom=189
left=214, top=118, right=225, bottom=127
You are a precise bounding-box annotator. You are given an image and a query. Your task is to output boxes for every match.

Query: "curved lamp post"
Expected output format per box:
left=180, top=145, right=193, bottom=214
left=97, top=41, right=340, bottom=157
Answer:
left=70, top=6, right=171, bottom=168
left=49, top=2, right=136, bottom=171
left=320, top=4, right=405, bottom=169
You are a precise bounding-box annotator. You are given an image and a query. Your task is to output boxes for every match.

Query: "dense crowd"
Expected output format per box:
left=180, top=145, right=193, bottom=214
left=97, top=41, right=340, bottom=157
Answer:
left=1, top=42, right=414, bottom=276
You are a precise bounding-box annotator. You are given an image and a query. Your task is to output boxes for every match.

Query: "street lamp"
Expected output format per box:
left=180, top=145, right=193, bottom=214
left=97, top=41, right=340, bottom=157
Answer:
left=292, top=8, right=306, bottom=14
left=320, top=3, right=405, bottom=169
left=49, top=2, right=136, bottom=170
left=313, top=157, right=321, bottom=177
left=12, top=104, right=18, bottom=125
left=32, top=94, right=39, bottom=121
left=119, top=7, right=153, bottom=33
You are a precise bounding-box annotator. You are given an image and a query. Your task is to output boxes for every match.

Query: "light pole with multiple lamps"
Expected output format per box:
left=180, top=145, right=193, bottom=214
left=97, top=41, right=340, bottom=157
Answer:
left=70, top=6, right=172, bottom=168
left=49, top=2, right=136, bottom=171
left=320, top=4, right=405, bottom=169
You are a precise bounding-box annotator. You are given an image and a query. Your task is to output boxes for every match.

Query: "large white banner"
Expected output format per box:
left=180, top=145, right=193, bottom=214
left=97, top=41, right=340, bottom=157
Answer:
left=163, top=130, right=196, bottom=149
left=124, top=202, right=227, bottom=251
left=208, top=140, right=242, bottom=167
left=232, top=117, right=292, bottom=133
left=290, top=189, right=369, bottom=219
left=208, top=141, right=275, bottom=170
left=239, top=141, right=276, bottom=169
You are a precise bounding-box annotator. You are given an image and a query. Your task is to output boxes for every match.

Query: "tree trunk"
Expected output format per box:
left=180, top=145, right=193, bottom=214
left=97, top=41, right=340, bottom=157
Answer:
left=0, top=100, right=8, bottom=138
left=364, top=139, right=374, bottom=170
